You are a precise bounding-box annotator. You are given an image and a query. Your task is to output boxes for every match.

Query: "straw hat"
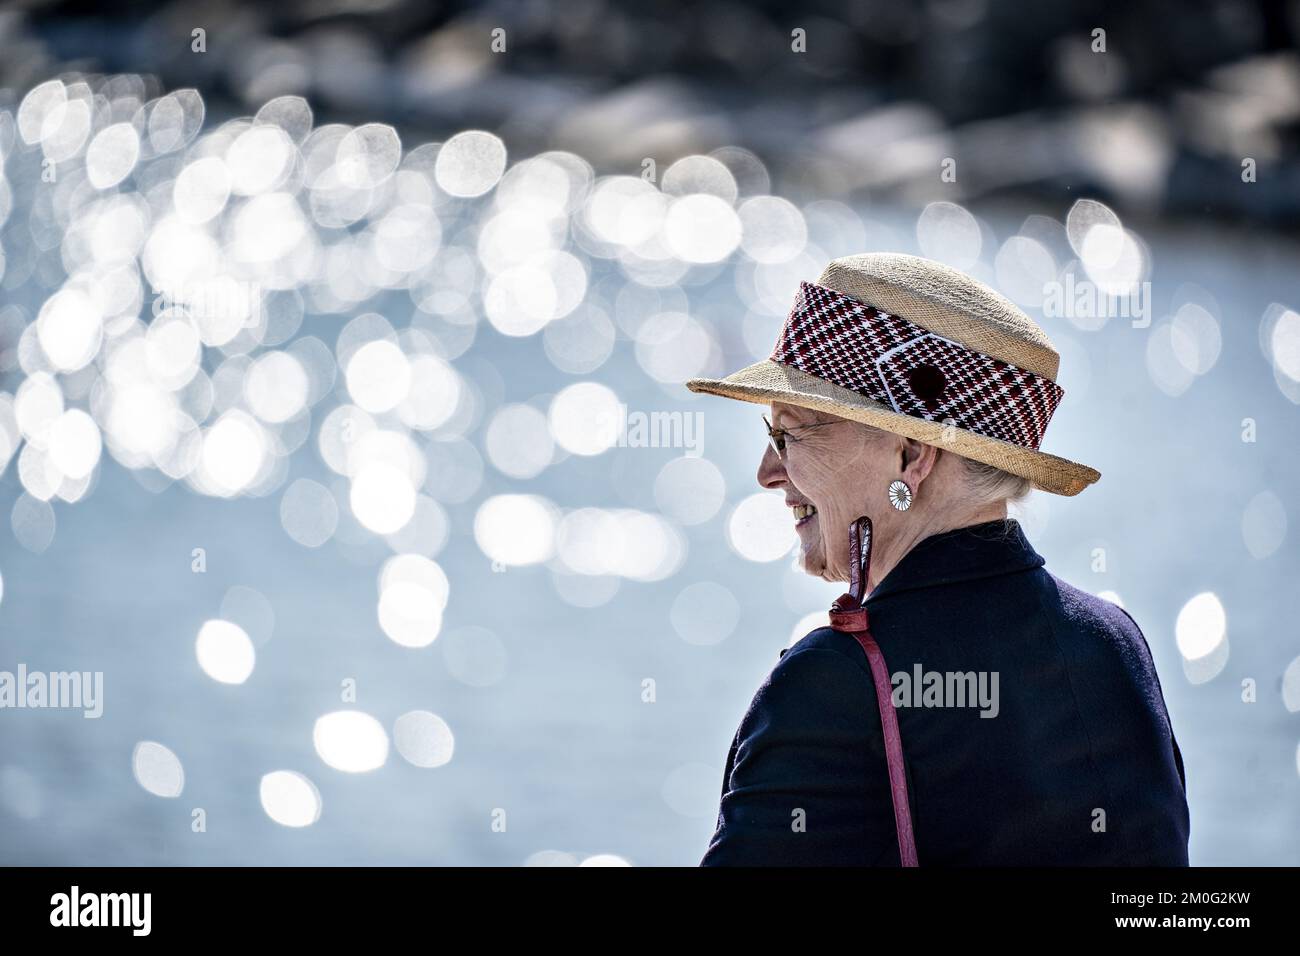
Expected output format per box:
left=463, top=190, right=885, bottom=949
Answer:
left=685, top=253, right=1100, bottom=496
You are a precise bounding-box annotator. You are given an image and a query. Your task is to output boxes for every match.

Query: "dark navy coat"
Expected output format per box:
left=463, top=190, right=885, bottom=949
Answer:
left=701, top=518, right=1190, bottom=866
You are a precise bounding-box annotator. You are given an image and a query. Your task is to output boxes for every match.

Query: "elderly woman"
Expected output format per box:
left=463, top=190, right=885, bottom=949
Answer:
left=686, top=253, right=1190, bottom=866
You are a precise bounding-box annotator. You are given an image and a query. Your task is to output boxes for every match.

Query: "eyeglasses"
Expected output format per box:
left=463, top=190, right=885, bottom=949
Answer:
left=763, top=414, right=838, bottom=458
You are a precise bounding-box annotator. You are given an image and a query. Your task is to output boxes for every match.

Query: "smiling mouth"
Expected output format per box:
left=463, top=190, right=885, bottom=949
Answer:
left=792, top=503, right=818, bottom=527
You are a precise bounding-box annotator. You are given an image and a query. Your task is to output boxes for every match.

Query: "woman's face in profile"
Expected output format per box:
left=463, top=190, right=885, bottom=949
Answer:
left=757, top=401, right=890, bottom=583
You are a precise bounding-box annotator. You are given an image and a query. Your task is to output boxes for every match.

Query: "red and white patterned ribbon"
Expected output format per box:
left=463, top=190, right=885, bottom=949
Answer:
left=770, top=281, right=1064, bottom=450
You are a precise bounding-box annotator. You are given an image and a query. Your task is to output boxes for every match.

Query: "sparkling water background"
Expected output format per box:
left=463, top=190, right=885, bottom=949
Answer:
left=0, top=3, right=1298, bottom=866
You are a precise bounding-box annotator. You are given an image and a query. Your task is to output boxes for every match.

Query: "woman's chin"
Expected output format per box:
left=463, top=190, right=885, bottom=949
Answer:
left=797, top=543, right=827, bottom=580
left=802, top=551, right=847, bottom=584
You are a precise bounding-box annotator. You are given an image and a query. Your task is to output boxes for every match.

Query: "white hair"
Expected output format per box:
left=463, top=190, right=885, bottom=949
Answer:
left=849, top=416, right=1034, bottom=506
left=961, top=455, right=1033, bottom=505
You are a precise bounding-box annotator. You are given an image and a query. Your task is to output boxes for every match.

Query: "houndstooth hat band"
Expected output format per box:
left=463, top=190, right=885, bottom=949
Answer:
left=770, top=281, right=1065, bottom=450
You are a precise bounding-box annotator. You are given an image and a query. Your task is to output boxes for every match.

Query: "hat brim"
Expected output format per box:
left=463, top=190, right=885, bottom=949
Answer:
left=686, top=360, right=1100, bottom=497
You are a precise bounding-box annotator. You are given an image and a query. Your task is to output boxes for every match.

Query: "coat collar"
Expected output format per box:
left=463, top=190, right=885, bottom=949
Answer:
left=865, top=518, right=1045, bottom=604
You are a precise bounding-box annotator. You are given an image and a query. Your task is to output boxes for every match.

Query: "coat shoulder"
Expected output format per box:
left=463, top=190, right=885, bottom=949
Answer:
left=1043, top=572, right=1162, bottom=677
left=763, top=631, right=879, bottom=715
left=744, top=632, right=886, bottom=760
left=782, top=623, right=872, bottom=667
left=1047, top=571, right=1139, bottom=631
left=1041, top=571, right=1183, bottom=764
left=703, top=629, right=897, bottom=865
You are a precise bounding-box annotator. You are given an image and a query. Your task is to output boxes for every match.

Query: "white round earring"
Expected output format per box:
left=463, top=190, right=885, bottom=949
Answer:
left=888, top=479, right=913, bottom=512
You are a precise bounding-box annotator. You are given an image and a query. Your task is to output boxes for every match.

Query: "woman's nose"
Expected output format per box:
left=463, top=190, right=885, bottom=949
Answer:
left=756, top=443, right=787, bottom=489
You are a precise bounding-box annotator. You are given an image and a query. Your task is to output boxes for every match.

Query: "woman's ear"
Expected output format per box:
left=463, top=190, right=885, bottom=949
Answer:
left=898, top=437, right=940, bottom=485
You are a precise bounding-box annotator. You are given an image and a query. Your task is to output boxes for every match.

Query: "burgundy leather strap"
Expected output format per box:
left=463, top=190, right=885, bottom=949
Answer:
left=854, top=626, right=919, bottom=867
left=829, top=516, right=919, bottom=867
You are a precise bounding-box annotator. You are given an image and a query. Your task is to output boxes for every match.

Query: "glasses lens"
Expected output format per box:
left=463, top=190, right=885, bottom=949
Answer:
left=763, top=415, right=783, bottom=455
